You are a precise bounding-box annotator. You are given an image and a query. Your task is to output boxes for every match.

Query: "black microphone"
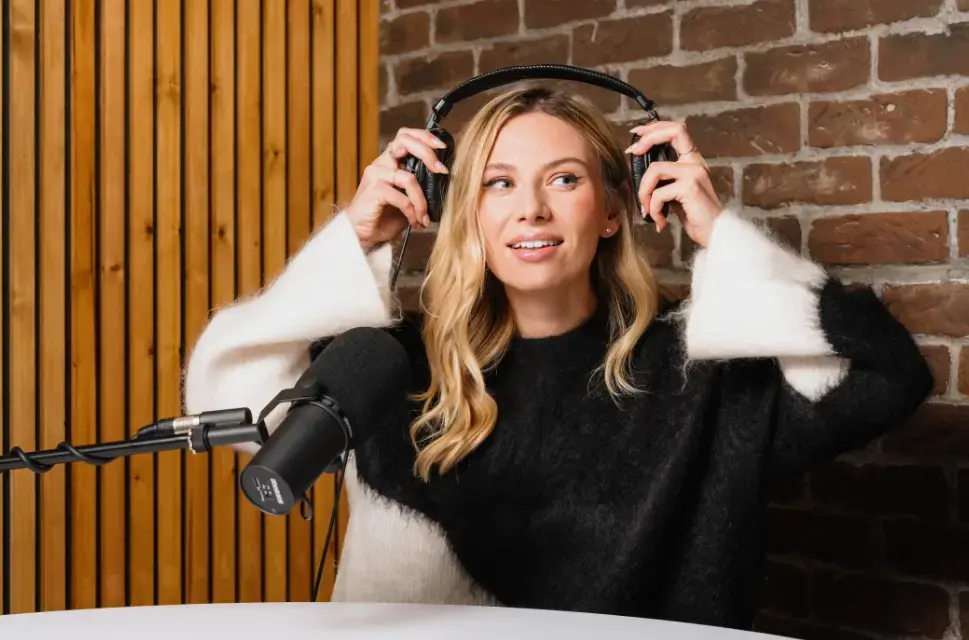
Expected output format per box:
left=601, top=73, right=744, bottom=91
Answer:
left=239, top=326, right=411, bottom=515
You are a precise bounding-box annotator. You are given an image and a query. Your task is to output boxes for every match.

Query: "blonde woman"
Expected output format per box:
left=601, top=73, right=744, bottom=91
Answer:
left=184, top=85, right=932, bottom=630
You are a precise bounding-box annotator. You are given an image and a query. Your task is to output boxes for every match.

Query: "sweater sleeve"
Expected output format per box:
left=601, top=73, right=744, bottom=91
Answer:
left=182, top=211, right=397, bottom=455
left=679, top=209, right=933, bottom=474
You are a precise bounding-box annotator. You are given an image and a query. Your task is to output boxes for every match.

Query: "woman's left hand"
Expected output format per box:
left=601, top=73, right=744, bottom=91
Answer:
left=625, top=120, right=724, bottom=249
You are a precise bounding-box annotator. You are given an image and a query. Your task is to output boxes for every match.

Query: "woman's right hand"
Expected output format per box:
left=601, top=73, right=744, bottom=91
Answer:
left=346, top=127, right=450, bottom=249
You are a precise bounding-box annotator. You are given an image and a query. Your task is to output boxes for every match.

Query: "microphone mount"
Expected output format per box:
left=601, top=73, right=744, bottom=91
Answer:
left=0, top=409, right=268, bottom=474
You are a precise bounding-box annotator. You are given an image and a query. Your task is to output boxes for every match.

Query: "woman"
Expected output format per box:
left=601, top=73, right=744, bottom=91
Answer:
left=184, top=85, right=933, bottom=630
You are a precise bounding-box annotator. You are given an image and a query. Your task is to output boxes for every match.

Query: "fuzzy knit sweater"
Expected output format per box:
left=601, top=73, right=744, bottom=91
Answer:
left=183, top=207, right=933, bottom=631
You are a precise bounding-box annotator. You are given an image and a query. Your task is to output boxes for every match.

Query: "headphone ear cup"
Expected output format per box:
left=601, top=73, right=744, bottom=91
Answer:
left=401, top=127, right=454, bottom=225
left=423, top=127, right=455, bottom=224
left=630, top=132, right=679, bottom=223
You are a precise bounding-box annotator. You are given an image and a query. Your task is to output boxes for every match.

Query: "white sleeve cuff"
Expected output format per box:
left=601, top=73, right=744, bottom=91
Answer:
left=183, top=211, right=396, bottom=453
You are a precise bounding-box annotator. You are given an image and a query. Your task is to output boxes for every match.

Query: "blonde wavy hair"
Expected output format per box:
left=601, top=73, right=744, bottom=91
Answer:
left=408, top=84, right=663, bottom=481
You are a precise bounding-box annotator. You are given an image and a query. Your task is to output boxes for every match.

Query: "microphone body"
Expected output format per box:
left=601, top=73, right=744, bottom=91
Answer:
left=239, top=326, right=411, bottom=515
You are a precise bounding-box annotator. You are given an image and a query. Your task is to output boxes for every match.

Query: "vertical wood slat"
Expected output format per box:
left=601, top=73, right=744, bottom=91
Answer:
left=69, top=0, right=98, bottom=612
left=286, top=0, right=312, bottom=604
left=38, top=0, right=67, bottom=614
left=334, top=0, right=359, bottom=554
left=2, top=0, right=378, bottom=614
left=262, top=0, right=287, bottom=604
left=99, top=0, right=126, bottom=609
left=9, top=0, right=37, bottom=615
left=155, top=0, right=183, bottom=607
left=209, top=0, right=238, bottom=605
left=235, top=0, right=263, bottom=606
left=310, top=0, right=337, bottom=603
left=127, top=0, right=156, bottom=608
left=183, top=0, right=210, bottom=606
left=0, top=0, right=5, bottom=613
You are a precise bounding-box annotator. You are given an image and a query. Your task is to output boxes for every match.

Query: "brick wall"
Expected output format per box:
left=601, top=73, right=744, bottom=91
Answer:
left=377, top=1, right=969, bottom=637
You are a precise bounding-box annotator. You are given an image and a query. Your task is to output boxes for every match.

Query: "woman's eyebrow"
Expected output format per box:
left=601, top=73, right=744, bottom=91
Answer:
left=485, top=157, right=588, bottom=172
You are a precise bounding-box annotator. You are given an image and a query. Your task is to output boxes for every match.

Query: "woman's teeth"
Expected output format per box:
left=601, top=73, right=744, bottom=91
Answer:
left=511, top=240, right=562, bottom=249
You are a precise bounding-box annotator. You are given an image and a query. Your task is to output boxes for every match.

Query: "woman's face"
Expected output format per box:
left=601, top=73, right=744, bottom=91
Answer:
left=476, top=112, right=616, bottom=298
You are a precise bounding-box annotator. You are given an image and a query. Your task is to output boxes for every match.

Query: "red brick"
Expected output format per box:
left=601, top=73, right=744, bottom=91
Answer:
left=960, top=0, right=969, bottom=9
left=395, top=50, right=474, bottom=96
left=629, top=57, right=737, bottom=105
left=751, top=216, right=802, bottom=252
left=379, top=65, right=388, bottom=103
left=810, top=461, right=948, bottom=520
left=884, top=518, right=969, bottom=582
left=759, top=560, right=809, bottom=617
left=379, top=101, right=429, bottom=145
left=627, top=0, right=668, bottom=6
left=379, top=11, right=429, bottom=55
left=398, top=282, right=422, bottom=313
left=392, top=228, right=436, bottom=273
left=808, top=211, right=948, bottom=265
left=709, top=166, right=734, bottom=201
left=479, top=35, right=570, bottom=74
left=956, top=86, right=969, bottom=134
left=523, top=0, right=616, bottom=29
left=882, top=402, right=969, bottom=457
left=744, top=38, right=869, bottom=96
left=435, top=0, right=519, bottom=45
left=881, top=147, right=969, bottom=202
left=813, top=570, right=951, bottom=638
left=573, top=13, right=673, bottom=66
left=397, top=0, right=448, bottom=7
left=810, top=0, right=945, bottom=33
left=809, top=89, right=947, bottom=148
left=960, top=210, right=969, bottom=258
left=681, top=0, right=795, bottom=51
left=882, top=283, right=969, bottom=338
left=961, top=348, right=969, bottom=397
left=633, top=223, right=673, bottom=267
left=766, top=507, right=878, bottom=569
left=918, top=345, right=950, bottom=396
left=743, top=157, right=871, bottom=209
left=879, top=22, right=969, bottom=81
left=686, top=103, right=800, bottom=159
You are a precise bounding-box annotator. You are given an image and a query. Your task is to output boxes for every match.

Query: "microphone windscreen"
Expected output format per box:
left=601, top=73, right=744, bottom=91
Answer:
left=306, top=326, right=412, bottom=437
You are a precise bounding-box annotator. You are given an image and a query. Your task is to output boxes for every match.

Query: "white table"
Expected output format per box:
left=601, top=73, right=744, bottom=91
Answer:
left=0, top=601, right=791, bottom=639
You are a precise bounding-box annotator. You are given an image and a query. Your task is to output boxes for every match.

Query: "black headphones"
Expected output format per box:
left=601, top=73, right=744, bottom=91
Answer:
left=400, top=64, right=677, bottom=224
left=390, top=64, right=677, bottom=289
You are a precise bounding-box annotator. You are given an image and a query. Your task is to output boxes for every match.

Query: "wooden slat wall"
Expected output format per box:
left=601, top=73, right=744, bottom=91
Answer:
left=0, top=0, right=379, bottom=614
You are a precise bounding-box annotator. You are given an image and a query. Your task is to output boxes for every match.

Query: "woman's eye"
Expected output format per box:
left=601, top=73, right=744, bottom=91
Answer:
left=552, top=173, right=580, bottom=187
left=484, top=177, right=512, bottom=189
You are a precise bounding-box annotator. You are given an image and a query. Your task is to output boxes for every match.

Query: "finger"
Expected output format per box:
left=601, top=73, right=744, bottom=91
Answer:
left=375, top=182, right=423, bottom=230
left=627, top=120, right=697, bottom=158
left=638, top=161, right=696, bottom=202
left=390, top=168, right=430, bottom=227
left=647, top=183, right=681, bottom=232
left=390, top=132, right=449, bottom=175
left=370, top=166, right=429, bottom=228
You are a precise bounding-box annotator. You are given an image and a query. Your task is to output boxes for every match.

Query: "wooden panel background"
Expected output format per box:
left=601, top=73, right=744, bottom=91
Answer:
left=0, top=0, right=379, bottom=614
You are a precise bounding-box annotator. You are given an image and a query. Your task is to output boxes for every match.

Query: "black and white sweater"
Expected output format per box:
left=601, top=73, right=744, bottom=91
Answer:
left=183, top=208, right=933, bottom=630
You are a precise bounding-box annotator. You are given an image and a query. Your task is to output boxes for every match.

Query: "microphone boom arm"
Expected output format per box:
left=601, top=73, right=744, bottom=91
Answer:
left=0, top=410, right=268, bottom=474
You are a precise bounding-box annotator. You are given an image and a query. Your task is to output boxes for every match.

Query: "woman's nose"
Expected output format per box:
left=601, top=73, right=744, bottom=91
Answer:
left=517, top=186, right=550, bottom=223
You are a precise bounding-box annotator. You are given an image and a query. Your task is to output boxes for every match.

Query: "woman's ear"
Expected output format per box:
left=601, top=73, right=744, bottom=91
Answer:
left=600, top=191, right=623, bottom=238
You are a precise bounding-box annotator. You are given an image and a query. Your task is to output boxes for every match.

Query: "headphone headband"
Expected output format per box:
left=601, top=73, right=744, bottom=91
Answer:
left=426, top=64, right=657, bottom=126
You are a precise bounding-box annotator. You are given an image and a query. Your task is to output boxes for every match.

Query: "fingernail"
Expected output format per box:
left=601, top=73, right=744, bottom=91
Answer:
left=432, top=138, right=446, bottom=148
left=435, top=161, right=449, bottom=173
left=624, top=145, right=636, bottom=154
left=423, top=215, right=431, bottom=227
